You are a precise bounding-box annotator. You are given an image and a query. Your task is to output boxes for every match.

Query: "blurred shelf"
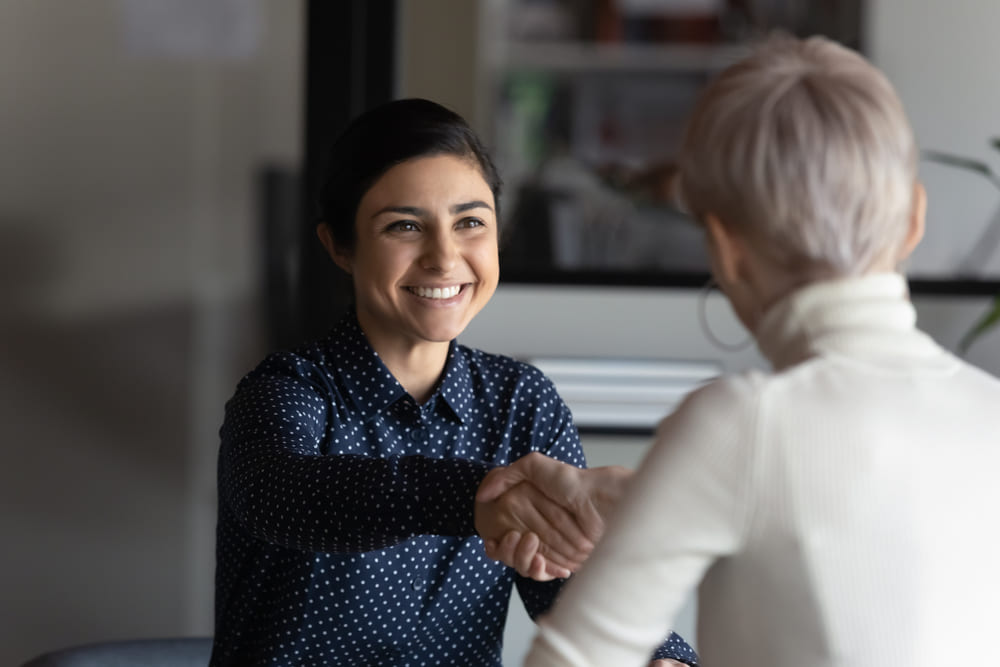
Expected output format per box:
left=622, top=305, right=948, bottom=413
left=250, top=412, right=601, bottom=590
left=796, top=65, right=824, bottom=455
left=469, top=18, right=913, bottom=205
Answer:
left=503, top=40, right=749, bottom=74
left=530, top=356, right=722, bottom=433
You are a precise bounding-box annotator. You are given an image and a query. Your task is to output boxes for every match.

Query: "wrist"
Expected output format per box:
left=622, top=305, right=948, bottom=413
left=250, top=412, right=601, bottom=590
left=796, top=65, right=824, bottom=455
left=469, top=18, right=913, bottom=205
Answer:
left=417, top=458, right=494, bottom=537
left=473, top=465, right=504, bottom=536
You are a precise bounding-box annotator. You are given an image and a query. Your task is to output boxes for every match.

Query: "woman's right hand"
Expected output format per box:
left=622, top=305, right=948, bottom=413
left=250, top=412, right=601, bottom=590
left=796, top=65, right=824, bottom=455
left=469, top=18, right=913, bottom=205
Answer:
left=474, top=453, right=635, bottom=580
left=475, top=474, right=591, bottom=579
left=484, top=530, right=558, bottom=580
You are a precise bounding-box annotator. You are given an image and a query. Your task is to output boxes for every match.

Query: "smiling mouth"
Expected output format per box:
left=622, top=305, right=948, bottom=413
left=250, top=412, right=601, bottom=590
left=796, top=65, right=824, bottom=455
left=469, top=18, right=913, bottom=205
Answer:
left=408, top=285, right=464, bottom=299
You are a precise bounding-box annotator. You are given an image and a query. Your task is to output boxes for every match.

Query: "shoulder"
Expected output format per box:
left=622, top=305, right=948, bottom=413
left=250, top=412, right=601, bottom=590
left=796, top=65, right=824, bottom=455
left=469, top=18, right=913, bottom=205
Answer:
left=950, top=355, right=1000, bottom=390
left=655, top=368, right=769, bottom=443
left=454, top=344, right=581, bottom=460
left=453, top=343, right=573, bottom=428
left=642, top=370, right=771, bottom=493
left=455, top=343, right=558, bottom=393
left=679, top=368, right=768, bottom=412
left=248, top=342, right=327, bottom=382
left=231, top=340, right=336, bottom=404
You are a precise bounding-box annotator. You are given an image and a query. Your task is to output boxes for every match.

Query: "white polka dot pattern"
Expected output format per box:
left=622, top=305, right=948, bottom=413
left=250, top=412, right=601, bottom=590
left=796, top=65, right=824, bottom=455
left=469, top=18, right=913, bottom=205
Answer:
left=210, top=313, right=697, bottom=666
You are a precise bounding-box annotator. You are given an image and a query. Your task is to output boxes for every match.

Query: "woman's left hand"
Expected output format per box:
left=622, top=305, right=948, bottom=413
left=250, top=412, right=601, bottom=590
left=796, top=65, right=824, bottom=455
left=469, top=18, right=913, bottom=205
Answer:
left=651, top=661, right=691, bottom=667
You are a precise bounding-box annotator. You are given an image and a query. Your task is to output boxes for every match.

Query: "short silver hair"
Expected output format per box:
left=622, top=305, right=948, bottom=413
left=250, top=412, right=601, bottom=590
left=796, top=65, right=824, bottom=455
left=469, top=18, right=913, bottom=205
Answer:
left=677, top=35, right=918, bottom=278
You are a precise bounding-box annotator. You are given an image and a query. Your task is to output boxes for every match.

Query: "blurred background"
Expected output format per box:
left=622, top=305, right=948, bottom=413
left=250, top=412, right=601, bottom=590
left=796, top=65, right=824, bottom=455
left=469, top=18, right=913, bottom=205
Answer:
left=0, top=1, right=301, bottom=663
left=2, top=1, right=999, bottom=665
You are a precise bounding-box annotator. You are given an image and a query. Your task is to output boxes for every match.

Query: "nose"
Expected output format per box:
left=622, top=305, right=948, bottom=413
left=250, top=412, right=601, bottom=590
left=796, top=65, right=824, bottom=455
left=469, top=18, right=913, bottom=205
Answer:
left=420, top=228, right=459, bottom=272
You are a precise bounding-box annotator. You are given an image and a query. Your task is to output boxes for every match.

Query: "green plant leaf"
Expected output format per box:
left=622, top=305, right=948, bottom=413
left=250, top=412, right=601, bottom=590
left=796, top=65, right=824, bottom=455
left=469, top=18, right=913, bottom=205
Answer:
left=923, top=149, right=1000, bottom=191
left=922, top=150, right=993, bottom=177
left=959, top=293, right=1000, bottom=354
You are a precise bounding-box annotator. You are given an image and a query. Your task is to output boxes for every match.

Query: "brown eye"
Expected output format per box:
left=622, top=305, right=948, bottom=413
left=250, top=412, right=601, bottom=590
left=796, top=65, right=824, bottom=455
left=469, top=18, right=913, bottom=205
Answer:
left=386, top=220, right=419, bottom=232
left=457, top=217, right=485, bottom=229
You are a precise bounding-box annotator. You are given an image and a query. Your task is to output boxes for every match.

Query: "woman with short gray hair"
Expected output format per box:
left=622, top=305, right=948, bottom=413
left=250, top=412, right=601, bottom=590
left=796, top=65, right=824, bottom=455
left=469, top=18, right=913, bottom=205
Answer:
left=524, top=35, right=1000, bottom=667
left=680, top=35, right=919, bottom=283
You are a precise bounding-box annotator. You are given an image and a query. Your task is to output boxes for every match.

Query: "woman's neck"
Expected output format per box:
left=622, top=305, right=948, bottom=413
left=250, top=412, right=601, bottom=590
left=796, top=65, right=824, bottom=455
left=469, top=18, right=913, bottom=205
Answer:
left=364, top=331, right=450, bottom=404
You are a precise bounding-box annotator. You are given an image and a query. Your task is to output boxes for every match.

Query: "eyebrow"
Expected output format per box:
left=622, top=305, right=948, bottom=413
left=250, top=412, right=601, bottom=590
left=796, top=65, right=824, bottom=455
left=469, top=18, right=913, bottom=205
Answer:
left=372, top=200, right=494, bottom=219
left=451, top=200, right=493, bottom=214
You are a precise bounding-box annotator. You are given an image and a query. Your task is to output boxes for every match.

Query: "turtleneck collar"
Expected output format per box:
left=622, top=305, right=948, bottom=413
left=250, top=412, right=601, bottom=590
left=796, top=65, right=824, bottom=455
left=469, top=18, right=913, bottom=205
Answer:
left=754, top=273, right=942, bottom=371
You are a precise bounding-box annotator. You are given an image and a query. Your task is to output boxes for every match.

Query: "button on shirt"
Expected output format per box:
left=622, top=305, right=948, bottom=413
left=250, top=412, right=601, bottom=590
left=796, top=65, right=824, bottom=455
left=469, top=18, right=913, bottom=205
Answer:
left=211, top=312, right=697, bottom=666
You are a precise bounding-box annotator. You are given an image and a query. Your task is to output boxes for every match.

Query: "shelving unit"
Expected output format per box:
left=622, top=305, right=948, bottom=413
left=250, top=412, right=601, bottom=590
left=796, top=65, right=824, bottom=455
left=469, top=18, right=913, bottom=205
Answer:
left=482, top=1, right=739, bottom=281
left=478, top=0, right=863, bottom=286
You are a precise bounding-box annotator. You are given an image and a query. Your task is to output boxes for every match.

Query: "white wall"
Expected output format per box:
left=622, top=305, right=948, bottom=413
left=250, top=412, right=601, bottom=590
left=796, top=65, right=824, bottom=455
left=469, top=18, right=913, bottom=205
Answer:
left=0, top=1, right=302, bottom=664
left=870, top=0, right=1000, bottom=280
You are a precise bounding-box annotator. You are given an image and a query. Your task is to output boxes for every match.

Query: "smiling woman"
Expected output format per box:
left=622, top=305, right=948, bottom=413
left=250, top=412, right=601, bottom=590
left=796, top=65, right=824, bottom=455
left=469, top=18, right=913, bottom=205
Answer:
left=208, top=98, right=698, bottom=666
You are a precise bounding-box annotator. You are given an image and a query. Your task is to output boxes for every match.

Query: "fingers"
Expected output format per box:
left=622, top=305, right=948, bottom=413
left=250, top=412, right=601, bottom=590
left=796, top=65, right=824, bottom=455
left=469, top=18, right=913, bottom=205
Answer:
left=476, top=451, right=563, bottom=503
left=506, top=482, right=592, bottom=568
left=475, top=480, right=592, bottom=572
left=475, top=453, right=634, bottom=576
left=476, top=460, right=529, bottom=503
left=532, top=464, right=636, bottom=543
left=535, top=553, right=572, bottom=580
left=513, top=453, right=607, bottom=541
left=523, top=547, right=571, bottom=581
left=512, top=531, right=539, bottom=573
left=514, top=532, right=572, bottom=580
left=484, top=530, right=522, bottom=564
left=512, top=532, right=546, bottom=578
left=484, top=531, right=570, bottom=581
left=484, top=531, right=535, bottom=575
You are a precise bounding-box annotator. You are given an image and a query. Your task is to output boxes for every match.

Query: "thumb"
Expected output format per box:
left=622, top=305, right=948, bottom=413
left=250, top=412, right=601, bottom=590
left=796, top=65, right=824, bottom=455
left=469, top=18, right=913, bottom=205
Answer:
left=476, top=465, right=525, bottom=502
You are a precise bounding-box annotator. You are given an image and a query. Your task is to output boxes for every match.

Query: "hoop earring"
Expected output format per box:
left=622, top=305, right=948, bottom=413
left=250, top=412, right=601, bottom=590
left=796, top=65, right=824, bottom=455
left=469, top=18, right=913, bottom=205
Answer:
left=697, top=279, right=754, bottom=352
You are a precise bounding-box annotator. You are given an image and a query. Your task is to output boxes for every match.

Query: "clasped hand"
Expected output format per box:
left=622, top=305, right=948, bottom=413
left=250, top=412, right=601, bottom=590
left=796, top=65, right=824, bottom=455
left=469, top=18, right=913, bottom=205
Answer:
left=474, top=452, right=632, bottom=581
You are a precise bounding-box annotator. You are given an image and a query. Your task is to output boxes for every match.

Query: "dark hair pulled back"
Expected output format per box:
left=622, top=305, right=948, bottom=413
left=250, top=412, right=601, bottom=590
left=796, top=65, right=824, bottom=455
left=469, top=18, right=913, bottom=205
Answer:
left=317, top=98, right=502, bottom=252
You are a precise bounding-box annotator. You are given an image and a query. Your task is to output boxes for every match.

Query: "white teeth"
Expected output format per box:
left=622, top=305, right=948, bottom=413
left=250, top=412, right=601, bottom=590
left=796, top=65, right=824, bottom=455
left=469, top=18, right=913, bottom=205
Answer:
left=412, top=285, right=461, bottom=299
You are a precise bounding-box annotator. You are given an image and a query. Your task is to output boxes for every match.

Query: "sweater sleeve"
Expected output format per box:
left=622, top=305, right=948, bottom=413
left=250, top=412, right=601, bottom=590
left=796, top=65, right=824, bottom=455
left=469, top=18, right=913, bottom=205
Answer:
left=218, top=361, right=494, bottom=554
left=524, top=375, right=760, bottom=667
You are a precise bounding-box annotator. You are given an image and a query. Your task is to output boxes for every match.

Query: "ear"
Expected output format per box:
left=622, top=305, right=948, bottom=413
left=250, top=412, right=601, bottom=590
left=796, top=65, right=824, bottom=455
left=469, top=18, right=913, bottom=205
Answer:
left=704, top=213, right=748, bottom=287
left=316, top=224, right=354, bottom=275
left=898, top=182, right=927, bottom=262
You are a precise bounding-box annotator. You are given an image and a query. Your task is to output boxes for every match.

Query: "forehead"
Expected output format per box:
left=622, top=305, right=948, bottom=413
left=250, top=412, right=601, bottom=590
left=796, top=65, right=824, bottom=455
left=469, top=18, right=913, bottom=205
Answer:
left=359, top=154, right=494, bottom=210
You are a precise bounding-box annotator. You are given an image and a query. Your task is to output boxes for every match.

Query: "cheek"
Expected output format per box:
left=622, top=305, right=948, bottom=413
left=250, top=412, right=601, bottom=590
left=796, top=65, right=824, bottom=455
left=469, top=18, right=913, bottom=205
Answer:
left=470, top=239, right=500, bottom=279
left=481, top=253, right=501, bottom=287
left=350, top=253, right=399, bottom=302
left=366, top=242, right=410, bottom=275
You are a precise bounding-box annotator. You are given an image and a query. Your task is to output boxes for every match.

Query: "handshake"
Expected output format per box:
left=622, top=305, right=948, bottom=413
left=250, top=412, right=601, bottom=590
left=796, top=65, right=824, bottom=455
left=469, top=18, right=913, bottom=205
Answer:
left=474, top=452, right=633, bottom=581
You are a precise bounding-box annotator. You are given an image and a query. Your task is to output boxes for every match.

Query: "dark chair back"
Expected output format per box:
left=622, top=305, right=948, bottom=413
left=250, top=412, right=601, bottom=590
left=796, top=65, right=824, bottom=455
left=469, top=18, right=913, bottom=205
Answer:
left=20, top=637, right=212, bottom=667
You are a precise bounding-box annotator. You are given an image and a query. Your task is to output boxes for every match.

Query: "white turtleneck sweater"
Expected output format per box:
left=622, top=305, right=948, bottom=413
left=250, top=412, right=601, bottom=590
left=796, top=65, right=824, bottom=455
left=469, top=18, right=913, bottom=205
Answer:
left=524, top=273, right=1000, bottom=667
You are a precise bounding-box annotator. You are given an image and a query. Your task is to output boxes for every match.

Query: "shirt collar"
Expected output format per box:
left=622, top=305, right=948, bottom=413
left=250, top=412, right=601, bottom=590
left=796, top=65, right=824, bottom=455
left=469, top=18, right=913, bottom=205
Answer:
left=434, top=343, right=475, bottom=425
left=326, top=312, right=474, bottom=424
left=326, top=313, right=407, bottom=421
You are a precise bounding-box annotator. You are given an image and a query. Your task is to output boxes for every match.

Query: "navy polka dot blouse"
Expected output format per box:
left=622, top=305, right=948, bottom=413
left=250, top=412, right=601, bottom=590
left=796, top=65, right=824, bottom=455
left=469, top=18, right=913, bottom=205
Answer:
left=210, top=312, right=697, bottom=666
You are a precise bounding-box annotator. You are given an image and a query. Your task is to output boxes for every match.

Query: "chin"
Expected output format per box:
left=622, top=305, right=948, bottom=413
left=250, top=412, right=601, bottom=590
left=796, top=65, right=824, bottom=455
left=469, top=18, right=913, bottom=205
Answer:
left=417, top=320, right=471, bottom=344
